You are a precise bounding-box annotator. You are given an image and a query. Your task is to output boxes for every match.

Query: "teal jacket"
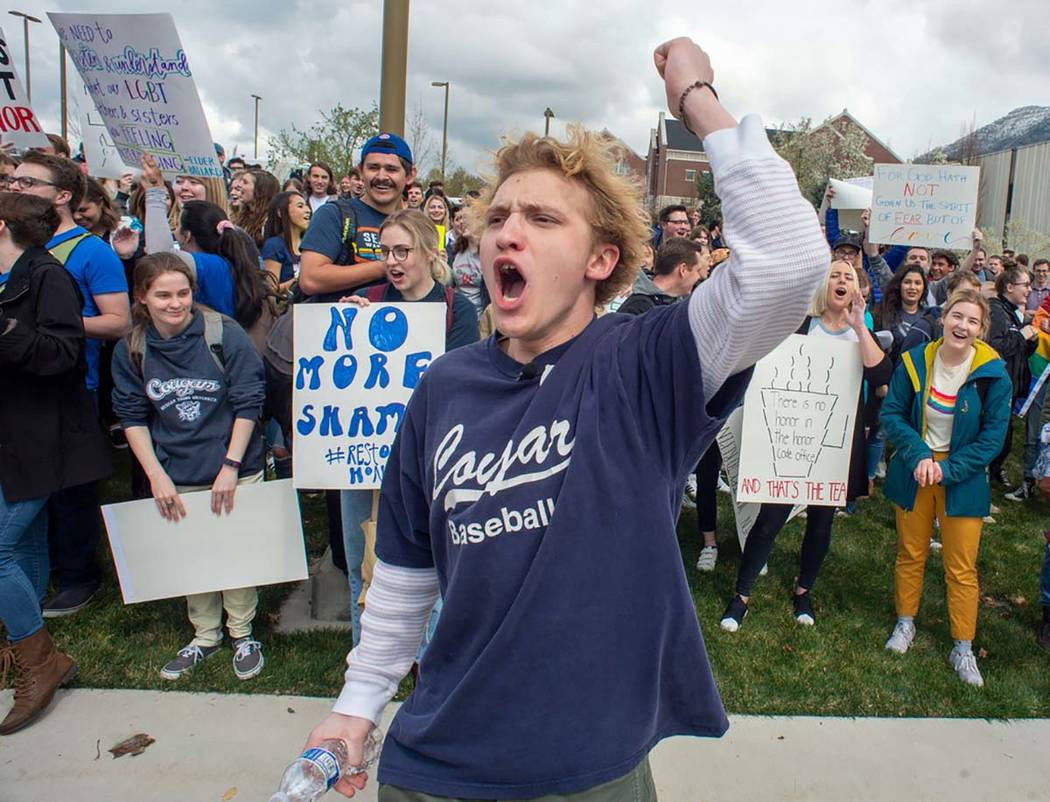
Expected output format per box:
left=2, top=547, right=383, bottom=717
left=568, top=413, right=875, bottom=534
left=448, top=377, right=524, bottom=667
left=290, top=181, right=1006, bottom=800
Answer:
left=881, top=339, right=1011, bottom=517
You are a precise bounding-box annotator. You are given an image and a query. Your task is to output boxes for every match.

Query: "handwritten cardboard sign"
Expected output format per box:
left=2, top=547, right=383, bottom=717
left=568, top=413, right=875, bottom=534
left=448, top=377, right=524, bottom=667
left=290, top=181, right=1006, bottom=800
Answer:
left=49, top=12, right=222, bottom=179
left=868, top=163, right=980, bottom=248
left=0, top=27, right=48, bottom=150
left=78, top=80, right=138, bottom=180
left=715, top=406, right=803, bottom=547
left=736, top=334, right=862, bottom=507
left=102, top=479, right=308, bottom=604
left=292, top=303, right=446, bottom=489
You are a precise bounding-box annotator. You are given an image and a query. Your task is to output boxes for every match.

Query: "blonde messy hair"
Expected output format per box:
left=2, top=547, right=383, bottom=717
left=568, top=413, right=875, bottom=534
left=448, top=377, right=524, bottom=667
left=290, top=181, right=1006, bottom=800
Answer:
left=470, top=125, right=651, bottom=306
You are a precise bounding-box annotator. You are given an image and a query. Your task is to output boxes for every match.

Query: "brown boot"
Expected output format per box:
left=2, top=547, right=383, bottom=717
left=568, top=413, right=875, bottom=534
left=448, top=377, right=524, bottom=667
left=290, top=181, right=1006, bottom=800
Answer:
left=0, top=627, right=77, bottom=735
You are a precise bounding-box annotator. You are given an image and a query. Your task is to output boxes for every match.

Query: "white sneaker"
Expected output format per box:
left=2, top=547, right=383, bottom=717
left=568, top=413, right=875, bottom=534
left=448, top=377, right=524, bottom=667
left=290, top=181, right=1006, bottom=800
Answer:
left=948, top=646, right=984, bottom=687
left=885, top=620, right=916, bottom=654
left=696, top=545, right=718, bottom=572
left=759, top=563, right=769, bottom=576
left=717, top=475, right=732, bottom=494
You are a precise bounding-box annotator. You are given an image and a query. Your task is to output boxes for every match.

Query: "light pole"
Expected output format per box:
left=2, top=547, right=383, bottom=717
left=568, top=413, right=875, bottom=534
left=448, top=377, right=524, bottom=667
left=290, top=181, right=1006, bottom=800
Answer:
left=8, top=11, right=41, bottom=102
left=250, top=94, right=262, bottom=160
left=431, top=81, right=449, bottom=182
left=379, top=0, right=410, bottom=136
left=544, top=107, right=555, bottom=137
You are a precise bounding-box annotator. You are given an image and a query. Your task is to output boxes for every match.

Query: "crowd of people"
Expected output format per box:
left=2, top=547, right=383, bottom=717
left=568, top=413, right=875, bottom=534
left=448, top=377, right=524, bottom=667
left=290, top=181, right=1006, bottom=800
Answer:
left=0, top=32, right=1047, bottom=801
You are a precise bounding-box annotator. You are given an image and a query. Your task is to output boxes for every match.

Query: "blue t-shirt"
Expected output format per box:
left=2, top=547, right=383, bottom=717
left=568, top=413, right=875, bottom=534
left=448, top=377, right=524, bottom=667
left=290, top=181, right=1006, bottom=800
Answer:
left=260, top=236, right=297, bottom=283
left=299, top=197, right=387, bottom=300
left=192, top=252, right=235, bottom=318
left=373, top=302, right=750, bottom=798
left=48, top=226, right=127, bottom=390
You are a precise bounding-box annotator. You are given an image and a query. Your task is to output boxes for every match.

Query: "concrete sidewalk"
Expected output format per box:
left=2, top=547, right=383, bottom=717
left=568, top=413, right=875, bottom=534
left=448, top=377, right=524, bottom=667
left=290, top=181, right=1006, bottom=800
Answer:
left=0, top=689, right=1045, bottom=801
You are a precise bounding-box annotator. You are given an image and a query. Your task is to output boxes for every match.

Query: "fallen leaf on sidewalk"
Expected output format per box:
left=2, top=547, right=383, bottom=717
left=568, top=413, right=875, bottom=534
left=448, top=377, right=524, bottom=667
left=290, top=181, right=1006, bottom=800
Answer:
left=222, top=787, right=238, bottom=800
left=109, top=733, right=156, bottom=758
left=287, top=707, right=296, bottom=714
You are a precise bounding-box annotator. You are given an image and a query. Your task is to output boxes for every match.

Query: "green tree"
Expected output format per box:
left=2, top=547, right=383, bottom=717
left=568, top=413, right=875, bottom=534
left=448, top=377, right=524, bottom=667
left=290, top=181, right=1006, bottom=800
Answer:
left=694, top=170, right=721, bottom=227
left=425, top=164, right=485, bottom=198
left=772, top=116, right=872, bottom=207
left=267, top=103, right=379, bottom=180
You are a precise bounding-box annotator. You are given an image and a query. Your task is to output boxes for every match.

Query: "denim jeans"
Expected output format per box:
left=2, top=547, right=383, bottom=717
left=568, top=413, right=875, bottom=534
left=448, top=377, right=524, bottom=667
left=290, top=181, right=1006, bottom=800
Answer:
left=0, top=486, right=50, bottom=642
left=340, top=489, right=372, bottom=644
left=1041, top=542, right=1050, bottom=608
left=865, top=426, right=885, bottom=480
left=1023, top=383, right=1048, bottom=478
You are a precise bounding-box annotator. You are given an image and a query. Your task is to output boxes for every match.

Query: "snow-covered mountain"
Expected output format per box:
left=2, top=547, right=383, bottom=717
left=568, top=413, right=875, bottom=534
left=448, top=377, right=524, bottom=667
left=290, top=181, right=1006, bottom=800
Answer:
left=920, top=106, right=1050, bottom=161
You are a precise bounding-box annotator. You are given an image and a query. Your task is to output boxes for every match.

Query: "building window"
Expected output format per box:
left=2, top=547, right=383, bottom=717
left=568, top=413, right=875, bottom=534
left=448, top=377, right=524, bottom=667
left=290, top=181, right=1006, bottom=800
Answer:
left=614, top=161, right=628, bottom=176
left=684, top=169, right=696, bottom=182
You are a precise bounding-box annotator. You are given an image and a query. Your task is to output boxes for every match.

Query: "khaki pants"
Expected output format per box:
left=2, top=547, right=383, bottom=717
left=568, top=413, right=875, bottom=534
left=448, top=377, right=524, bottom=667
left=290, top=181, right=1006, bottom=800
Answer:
left=893, top=455, right=983, bottom=641
left=175, top=472, right=263, bottom=648
left=377, top=756, right=657, bottom=802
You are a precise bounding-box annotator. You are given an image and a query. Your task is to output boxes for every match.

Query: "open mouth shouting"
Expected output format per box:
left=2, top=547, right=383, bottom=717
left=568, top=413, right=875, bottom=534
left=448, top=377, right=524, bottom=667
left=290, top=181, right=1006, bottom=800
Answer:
left=388, top=265, right=406, bottom=285
left=494, top=257, right=527, bottom=309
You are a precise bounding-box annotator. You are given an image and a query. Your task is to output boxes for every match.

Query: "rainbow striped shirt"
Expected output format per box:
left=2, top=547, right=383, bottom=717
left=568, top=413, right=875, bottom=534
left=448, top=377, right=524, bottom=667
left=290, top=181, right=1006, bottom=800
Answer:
left=924, top=349, right=975, bottom=451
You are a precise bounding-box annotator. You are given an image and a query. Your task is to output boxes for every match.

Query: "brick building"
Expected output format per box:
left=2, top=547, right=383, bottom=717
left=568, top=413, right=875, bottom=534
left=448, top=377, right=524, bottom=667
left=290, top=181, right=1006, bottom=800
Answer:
left=646, top=109, right=902, bottom=210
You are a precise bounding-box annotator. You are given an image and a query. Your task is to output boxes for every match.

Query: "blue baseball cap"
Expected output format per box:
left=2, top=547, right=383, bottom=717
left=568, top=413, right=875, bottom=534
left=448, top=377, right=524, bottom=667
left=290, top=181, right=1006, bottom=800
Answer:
left=360, top=132, right=413, bottom=165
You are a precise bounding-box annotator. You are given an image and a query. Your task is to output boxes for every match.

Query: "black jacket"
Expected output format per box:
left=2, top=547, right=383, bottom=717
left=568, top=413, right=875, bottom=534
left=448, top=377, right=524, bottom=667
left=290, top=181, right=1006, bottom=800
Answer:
left=0, top=247, right=111, bottom=501
left=987, top=294, right=1033, bottom=399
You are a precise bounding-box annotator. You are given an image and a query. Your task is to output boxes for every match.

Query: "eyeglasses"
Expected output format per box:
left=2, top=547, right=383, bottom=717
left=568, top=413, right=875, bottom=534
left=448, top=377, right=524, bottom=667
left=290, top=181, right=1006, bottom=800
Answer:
left=379, top=245, right=413, bottom=262
left=8, top=176, right=59, bottom=190
left=666, top=218, right=689, bottom=225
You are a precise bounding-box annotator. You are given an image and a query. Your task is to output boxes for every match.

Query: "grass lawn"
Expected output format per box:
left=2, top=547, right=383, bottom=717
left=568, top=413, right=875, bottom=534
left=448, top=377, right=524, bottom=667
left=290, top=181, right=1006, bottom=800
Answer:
left=39, top=435, right=1050, bottom=717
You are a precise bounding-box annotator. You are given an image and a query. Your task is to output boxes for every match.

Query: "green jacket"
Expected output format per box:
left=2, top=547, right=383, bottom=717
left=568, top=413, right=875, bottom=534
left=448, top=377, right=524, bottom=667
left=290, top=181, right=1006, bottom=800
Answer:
left=881, top=338, right=1011, bottom=518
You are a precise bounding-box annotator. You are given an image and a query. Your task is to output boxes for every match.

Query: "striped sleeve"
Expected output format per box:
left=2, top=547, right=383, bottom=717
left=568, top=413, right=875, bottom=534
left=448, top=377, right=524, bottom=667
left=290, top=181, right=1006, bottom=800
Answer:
left=687, top=115, right=830, bottom=399
left=332, top=559, right=440, bottom=723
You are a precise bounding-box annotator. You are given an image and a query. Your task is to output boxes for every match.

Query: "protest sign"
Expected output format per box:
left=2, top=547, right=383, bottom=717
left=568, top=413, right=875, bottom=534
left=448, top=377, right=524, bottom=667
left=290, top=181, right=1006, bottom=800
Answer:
left=0, top=27, right=48, bottom=150
left=868, top=163, right=980, bottom=248
left=829, top=178, right=872, bottom=210
left=49, top=12, right=223, bottom=179
left=102, top=479, right=307, bottom=604
left=736, top=334, right=862, bottom=506
left=292, top=302, right=446, bottom=489
left=716, top=406, right=804, bottom=548
left=78, top=80, right=138, bottom=179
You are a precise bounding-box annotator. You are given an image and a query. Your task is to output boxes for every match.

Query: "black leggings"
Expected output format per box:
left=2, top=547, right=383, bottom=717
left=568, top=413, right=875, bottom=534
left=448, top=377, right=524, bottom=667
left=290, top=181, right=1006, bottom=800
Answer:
left=735, top=503, right=835, bottom=598
left=695, top=442, right=722, bottom=534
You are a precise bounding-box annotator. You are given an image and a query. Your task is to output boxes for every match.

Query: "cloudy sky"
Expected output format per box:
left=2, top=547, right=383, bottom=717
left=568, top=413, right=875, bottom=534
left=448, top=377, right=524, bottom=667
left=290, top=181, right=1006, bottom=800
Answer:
left=10, top=0, right=1050, bottom=176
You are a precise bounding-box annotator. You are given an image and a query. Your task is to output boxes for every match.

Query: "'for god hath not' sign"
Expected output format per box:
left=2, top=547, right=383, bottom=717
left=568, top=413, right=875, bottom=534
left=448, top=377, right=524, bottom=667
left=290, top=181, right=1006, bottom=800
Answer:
left=292, top=303, right=445, bottom=490
left=868, top=163, right=980, bottom=248
left=736, top=335, right=862, bottom=506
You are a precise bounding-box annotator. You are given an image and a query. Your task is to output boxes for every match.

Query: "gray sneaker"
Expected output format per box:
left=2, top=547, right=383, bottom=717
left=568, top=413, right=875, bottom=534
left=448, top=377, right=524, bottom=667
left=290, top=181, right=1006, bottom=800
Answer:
left=948, top=646, right=984, bottom=687
left=159, top=642, right=221, bottom=680
left=232, top=637, right=265, bottom=680
left=885, top=620, right=916, bottom=654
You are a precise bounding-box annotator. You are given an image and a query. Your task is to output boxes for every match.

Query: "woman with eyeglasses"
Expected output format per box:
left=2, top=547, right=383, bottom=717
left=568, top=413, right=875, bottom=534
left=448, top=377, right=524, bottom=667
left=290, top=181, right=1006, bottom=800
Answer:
left=336, top=209, right=478, bottom=648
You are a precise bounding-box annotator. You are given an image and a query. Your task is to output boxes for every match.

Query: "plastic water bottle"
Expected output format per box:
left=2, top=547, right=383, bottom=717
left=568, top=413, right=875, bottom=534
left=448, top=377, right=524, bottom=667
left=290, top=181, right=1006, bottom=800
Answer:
left=270, top=728, right=383, bottom=802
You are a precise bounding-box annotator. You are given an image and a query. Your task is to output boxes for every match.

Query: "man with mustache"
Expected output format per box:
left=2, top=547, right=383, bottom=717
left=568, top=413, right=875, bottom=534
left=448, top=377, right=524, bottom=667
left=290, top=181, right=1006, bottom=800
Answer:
left=298, top=133, right=417, bottom=301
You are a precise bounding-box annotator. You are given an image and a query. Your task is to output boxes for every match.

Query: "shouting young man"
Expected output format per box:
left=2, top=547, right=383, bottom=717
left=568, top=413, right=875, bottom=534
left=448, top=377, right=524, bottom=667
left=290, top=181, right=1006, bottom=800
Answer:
left=304, top=37, right=828, bottom=800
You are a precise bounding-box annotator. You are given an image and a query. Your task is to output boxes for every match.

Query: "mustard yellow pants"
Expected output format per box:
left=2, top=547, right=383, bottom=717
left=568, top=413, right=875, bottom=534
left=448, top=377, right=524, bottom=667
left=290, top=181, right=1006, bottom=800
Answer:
left=893, top=467, right=982, bottom=641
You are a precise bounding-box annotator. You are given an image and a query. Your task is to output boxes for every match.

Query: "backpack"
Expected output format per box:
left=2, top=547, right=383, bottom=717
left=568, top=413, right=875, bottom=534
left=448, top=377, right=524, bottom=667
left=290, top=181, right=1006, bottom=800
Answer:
left=127, top=307, right=226, bottom=378
left=48, top=231, right=91, bottom=265
left=329, top=197, right=359, bottom=267
left=364, top=282, right=456, bottom=335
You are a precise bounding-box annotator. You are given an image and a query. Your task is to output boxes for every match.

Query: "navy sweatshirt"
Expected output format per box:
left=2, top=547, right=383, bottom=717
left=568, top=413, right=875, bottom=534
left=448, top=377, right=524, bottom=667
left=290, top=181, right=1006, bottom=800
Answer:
left=111, top=311, right=266, bottom=485
left=373, top=302, right=751, bottom=797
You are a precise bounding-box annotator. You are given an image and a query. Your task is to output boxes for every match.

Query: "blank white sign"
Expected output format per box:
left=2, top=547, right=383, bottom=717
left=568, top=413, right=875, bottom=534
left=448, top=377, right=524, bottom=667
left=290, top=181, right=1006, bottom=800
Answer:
left=101, top=479, right=308, bottom=604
